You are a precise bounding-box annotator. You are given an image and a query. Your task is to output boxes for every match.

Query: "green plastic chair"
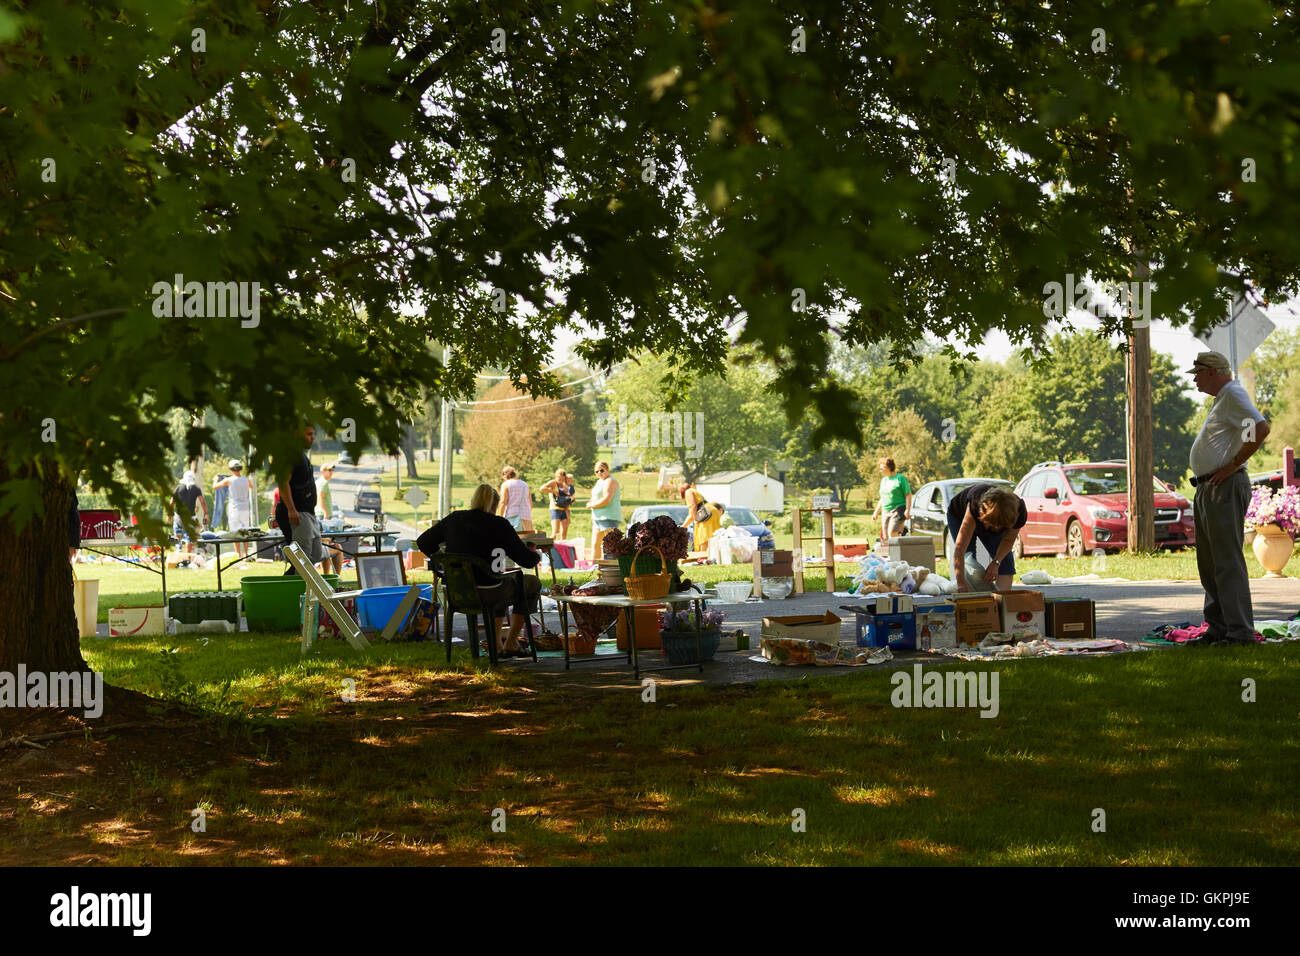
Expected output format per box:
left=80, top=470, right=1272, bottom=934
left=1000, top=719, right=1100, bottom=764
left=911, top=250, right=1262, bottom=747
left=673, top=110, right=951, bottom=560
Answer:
left=427, top=552, right=536, bottom=666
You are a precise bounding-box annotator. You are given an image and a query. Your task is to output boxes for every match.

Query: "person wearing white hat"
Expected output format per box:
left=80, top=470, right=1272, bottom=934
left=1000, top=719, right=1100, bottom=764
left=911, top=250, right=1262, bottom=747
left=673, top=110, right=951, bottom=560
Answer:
left=214, top=460, right=255, bottom=557
left=169, top=469, right=209, bottom=555
left=1187, top=350, right=1270, bottom=647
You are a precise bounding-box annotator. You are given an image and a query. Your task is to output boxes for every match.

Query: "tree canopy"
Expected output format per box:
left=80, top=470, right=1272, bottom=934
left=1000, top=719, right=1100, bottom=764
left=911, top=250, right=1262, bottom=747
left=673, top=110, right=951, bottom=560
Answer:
left=8, top=0, right=1300, bottom=667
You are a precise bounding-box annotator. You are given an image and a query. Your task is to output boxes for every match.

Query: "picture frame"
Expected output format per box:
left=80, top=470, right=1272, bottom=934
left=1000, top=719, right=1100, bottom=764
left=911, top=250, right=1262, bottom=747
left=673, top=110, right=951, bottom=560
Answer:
left=356, top=551, right=407, bottom=590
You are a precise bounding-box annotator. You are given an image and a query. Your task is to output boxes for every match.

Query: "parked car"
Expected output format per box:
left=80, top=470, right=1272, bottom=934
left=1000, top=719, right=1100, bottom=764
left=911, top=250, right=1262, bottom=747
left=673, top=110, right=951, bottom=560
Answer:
left=1013, top=461, right=1194, bottom=557
left=354, top=489, right=383, bottom=515
left=908, top=478, right=1016, bottom=561
left=1250, top=459, right=1300, bottom=492
left=626, top=504, right=776, bottom=550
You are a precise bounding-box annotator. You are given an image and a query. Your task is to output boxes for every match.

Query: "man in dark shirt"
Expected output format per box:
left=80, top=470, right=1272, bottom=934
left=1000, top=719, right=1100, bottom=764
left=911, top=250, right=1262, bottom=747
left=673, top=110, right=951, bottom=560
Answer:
left=946, top=482, right=1027, bottom=592
left=418, top=484, right=542, bottom=656
left=275, top=424, right=322, bottom=575
left=170, top=470, right=209, bottom=554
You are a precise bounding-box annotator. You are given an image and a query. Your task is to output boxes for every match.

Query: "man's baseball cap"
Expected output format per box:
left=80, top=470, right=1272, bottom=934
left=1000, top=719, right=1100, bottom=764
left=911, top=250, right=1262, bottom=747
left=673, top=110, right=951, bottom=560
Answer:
left=228, top=459, right=242, bottom=470
left=1186, top=351, right=1230, bottom=373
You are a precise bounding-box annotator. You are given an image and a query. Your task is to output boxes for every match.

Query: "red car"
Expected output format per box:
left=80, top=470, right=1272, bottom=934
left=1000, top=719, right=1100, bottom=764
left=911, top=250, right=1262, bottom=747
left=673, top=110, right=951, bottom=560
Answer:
left=1013, top=461, right=1195, bottom=557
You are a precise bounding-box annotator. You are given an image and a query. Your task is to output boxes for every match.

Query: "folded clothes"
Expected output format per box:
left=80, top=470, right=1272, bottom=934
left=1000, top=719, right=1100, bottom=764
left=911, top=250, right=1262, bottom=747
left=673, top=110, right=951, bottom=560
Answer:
left=1167, top=622, right=1210, bottom=643
left=1143, top=622, right=1192, bottom=642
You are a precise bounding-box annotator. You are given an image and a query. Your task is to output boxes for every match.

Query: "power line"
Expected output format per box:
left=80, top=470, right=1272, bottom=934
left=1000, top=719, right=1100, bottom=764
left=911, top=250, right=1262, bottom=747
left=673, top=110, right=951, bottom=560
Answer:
left=451, top=389, right=598, bottom=414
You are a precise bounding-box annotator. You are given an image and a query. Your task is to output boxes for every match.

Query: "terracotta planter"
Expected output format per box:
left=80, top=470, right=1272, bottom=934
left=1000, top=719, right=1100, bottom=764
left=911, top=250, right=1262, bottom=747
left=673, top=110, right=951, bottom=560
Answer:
left=1243, top=530, right=1257, bottom=547
left=1252, top=524, right=1294, bottom=578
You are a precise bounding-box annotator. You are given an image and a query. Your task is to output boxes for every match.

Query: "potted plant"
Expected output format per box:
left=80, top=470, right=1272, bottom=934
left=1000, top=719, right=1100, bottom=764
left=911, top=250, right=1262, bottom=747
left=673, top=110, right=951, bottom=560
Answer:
left=658, top=606, right=725, bottom=664
left=603, top=516, right=690, bottom=578
left=1246, top=486, right=1299, bottom=577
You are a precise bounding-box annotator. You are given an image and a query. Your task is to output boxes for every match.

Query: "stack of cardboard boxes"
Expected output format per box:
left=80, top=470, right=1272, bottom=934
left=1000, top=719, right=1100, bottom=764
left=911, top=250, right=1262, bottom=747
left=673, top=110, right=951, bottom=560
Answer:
left=855, top=590, right=1096, bottom=649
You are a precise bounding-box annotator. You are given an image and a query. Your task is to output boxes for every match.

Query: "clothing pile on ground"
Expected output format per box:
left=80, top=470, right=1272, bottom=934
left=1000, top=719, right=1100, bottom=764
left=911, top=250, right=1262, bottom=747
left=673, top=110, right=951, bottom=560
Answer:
left=1140, top=619, right=1296, bottom=644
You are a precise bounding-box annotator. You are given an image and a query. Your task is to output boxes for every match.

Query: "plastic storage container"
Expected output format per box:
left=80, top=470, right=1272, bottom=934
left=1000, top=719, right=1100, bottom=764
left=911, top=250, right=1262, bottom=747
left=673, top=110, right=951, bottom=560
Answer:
left=168, top=591, right=241, bottom=625
left=355, top=584, right=434, bottom=631
left=241, top=574, right=339, bottom=631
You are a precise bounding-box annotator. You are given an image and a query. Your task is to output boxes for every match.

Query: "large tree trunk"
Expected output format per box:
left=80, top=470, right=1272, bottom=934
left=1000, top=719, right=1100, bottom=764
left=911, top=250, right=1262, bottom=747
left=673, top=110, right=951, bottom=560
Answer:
left=400, top=422, right=420, bottom=479
left=0, top=465, right=87, bottom=674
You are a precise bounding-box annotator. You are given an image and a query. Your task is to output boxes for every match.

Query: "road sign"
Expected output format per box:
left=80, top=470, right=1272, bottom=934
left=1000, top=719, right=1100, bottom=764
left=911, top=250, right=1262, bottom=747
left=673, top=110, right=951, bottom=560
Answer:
left=1200, top=295, right=1275, bottom=371
left=403, top=486, right=428, bottom=510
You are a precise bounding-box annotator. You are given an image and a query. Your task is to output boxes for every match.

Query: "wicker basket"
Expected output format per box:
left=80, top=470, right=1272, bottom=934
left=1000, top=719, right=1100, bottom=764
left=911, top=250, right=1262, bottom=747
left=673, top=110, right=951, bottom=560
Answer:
left=565, top=631, right=598, bottom=655
left=625, top=545, right=671, bottom=600
left=533, top=630, right=564, bottom=652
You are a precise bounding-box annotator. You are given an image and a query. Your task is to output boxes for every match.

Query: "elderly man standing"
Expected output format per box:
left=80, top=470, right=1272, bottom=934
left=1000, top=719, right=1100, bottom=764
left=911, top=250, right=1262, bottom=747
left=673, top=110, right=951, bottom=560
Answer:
left=1188, top=351, right=1270, bottom=647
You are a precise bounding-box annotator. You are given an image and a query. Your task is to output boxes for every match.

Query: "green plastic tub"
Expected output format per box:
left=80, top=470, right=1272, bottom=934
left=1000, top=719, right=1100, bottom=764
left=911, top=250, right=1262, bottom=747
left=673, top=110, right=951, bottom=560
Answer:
left=241, top=574, right=339, bottom=631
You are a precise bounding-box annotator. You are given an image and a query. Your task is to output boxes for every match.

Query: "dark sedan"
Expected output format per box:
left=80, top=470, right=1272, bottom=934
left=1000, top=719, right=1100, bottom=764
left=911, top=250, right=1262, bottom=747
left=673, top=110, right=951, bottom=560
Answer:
left=907, top=477, right=1016, bottom=561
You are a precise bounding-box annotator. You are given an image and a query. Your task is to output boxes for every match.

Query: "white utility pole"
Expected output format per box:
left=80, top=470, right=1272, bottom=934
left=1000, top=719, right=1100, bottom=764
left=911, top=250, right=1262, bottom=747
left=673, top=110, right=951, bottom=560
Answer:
left=438, top=346, right=453, bottom=518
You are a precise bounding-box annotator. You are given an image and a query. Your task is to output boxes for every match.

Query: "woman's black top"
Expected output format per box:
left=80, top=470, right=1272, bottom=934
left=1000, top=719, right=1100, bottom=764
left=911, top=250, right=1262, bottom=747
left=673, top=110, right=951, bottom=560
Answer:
left=417, top=509, right=540, bottom=584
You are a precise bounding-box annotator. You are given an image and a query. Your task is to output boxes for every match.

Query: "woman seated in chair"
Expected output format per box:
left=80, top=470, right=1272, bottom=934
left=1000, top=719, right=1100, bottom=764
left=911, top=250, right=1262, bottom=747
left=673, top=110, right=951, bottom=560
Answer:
left=416, top=483, right=542, bottom=658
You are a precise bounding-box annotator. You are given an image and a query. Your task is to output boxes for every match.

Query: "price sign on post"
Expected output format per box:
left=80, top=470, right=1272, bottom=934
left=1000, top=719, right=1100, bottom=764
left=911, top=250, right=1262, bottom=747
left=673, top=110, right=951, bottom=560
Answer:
left=403, top=486, right=428, bottom=525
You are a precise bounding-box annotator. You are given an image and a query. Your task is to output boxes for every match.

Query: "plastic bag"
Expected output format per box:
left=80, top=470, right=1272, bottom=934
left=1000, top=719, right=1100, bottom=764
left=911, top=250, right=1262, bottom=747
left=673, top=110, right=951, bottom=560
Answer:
left=1020, top=569, right=1052, bottom=585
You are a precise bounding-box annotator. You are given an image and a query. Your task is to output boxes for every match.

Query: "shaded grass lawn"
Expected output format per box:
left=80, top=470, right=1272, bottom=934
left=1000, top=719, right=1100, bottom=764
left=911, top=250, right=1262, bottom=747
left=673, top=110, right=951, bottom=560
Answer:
left=4, top=630, right=1296, bottom=865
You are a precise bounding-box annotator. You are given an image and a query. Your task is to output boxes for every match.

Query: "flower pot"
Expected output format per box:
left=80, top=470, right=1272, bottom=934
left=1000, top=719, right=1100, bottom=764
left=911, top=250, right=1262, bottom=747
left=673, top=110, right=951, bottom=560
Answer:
left=1252, top=524, right=1294, bottom=577
left=660, top=628, right=721, bottom=664
left=1243, top=530, right=1257, bottom=547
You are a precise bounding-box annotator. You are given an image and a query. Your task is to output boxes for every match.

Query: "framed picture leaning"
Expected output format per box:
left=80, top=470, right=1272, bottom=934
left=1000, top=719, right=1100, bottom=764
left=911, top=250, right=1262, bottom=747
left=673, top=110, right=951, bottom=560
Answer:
left=356, top=551, right=407, bottom=590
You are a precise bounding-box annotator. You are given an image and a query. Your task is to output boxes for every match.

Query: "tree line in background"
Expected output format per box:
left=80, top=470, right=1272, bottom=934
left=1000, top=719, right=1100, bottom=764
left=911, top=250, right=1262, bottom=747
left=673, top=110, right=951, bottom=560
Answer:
left=443, top=328, right=1300, bottom=508
left=127, top=327, right=1299, bottom=513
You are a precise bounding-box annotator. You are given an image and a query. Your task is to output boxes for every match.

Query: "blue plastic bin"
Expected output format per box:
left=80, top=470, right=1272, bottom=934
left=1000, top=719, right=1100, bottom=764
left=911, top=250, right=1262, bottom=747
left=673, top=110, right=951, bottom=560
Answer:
left=355, top=585, right=434, bottom=631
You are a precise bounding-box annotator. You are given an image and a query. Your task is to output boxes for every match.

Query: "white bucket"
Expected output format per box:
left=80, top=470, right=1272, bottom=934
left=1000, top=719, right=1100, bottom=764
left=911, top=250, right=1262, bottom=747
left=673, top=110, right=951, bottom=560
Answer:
left=73, top=578, right=99, bottom=637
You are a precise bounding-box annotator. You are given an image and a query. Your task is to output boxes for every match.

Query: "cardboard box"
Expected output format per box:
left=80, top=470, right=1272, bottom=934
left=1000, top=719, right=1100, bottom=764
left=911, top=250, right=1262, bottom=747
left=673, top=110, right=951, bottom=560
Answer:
left=757, top=549, right=794, bottom=577
left=994, top=589, right=1046, bottom=640
left=109, top=606, right=166, bottom=636
left=853, top=610, right=917, bottom=650
left=915, top=603, right=957, bottom=649
left=1046, top=598, right=1096, bottom=639
left=869, top=593, right=916, bottom=614
left=761, top=611, right=842, bottom=644
left=952, top=594, right=998, bottom=645
left=888, top=535, right=936, bottom=573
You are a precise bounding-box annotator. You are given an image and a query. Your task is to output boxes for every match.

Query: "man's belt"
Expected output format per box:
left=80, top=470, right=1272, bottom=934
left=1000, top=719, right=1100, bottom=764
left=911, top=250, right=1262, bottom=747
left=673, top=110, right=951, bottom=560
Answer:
left=1190, top=467, right=1244, bottom=487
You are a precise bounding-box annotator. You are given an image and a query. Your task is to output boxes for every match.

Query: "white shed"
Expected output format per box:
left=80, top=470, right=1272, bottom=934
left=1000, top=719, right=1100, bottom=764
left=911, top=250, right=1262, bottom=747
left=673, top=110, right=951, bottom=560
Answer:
left=696, top=470, right=785, bottom=514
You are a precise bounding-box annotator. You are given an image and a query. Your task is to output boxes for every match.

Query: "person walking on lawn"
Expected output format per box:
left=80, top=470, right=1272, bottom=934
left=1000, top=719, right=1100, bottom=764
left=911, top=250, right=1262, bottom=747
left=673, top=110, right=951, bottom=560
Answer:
left=170, top=470, right=209, bottom=555
left=871, top=457, right=913, bottom=547
left=1187, top=351, right=1270, bottom=647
